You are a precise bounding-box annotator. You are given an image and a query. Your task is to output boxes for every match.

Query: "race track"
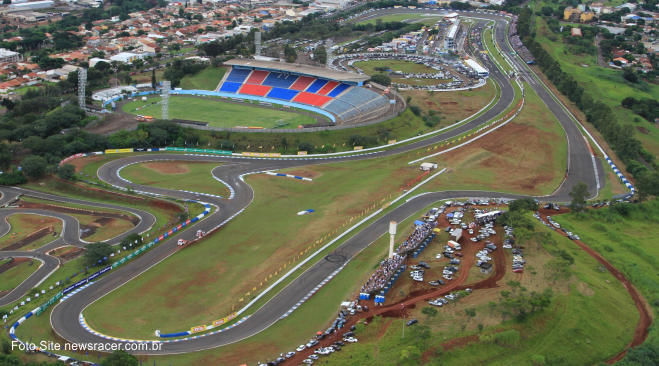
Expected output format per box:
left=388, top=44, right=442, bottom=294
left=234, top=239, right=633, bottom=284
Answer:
left=1, top=9, right=617, bottom=357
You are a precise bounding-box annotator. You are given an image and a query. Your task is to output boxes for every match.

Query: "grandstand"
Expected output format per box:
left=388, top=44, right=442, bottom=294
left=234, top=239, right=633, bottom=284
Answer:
left=215, top=59, right=394, bottom=124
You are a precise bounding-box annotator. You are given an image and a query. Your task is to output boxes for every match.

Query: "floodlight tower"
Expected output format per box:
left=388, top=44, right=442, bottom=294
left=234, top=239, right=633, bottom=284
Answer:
left=255, top=31, right=262, bottom=57
left=389, top=221, right=397, bottom=259
left=326, top=39, right=333, bottom=68
left=161, top=80, right=170, bottom=120
left=78, top=68, right=87, bottom=110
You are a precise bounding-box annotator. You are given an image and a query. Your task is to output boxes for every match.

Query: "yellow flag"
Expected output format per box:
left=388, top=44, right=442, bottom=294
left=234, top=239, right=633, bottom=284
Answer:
left=343, top=143, right=346, bottom=146
left=333, top=144, right=335, bottom=147
left=253, top=287, right=257, bottom=291
left=246, top=292, right=250, bottom=296
left=271, top=146, right=274, bottom=149
left=300, top=251, right=304, bottom=256
left=283, top=264, right=286, bottom=268
left=259, top=146, right=262, bottom=148
left=260, top=282, right=262, bottom=286
left=239, top=298, right=244, bottom=302
left=322, top=145, right=325, bottom=148
left=247, top=145, right=250, bottom=148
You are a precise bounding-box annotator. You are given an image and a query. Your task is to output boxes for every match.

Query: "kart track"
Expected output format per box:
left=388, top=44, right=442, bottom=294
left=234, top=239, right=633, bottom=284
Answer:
left=1, top=9, right=641, bottom=360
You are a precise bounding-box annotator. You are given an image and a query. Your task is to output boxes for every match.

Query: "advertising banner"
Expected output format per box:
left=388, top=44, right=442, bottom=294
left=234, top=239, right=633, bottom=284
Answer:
left=177, top=224, right=182, bottom=230
left=190, top=325, right=207, bottom=333
left=105, top=149, right=134, bottom=154
left=212, top=313, right=237, bottom=327
left=388, top=140, right=397, bottom=145
left=87, top=266, right=111, bottom=281
left=63, top=277, right=88, bottom=295
left=298, top=151, right=307, bottom=155
left=354, top=146, right=363, bottom=150
left=242, top=152, right=281, bottom=157
left=134, top=148, right=148, bottom=152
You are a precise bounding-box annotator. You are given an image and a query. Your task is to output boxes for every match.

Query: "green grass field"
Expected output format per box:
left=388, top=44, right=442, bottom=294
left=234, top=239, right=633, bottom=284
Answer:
left=0, top=214, right=63, bottom=251
left=0, top=259, right=40, bottom=293
left=357, top=13, right=442, bottom=26
left=179, top=67, right=227, bottom=91
left=534, top=16, right=659, bottom=157
left=119, top=161, right=229, bottom=198
left=553, top=201, right=659, bottom=348
left=352, top=60, right=452, bottom=86
left=122, top=96, right=319, bottom=129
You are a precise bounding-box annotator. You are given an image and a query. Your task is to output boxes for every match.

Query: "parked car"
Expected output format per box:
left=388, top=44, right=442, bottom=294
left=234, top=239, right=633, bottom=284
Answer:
left=296, top=345, right=306, bottom=352
left=343, top=332, right=355, bottom=338
left=429, top=280, right=441, bottom=286
left=445, top=294, right=455, bottom=300
left=343, top=337, right=358, bottom=343
left=309, top=355, right=319, bottom=360
left=413, top=276, right=424, bottom=282
left=302, top=359, right=314, bottom=365
left=334, top=341, right=345, bottom=346
left=513, top=268, right=523, bottom=273
left=429, top=299, right=443, bottom=306
left=406, top=319, right=419, bottom=326
left=419, top=261, right=430, bottom=269
left=306, top=340, right=318, bottom=348
left=285, top=351, right=295, bottom=358
left=443, top=274, right=453, bottom=280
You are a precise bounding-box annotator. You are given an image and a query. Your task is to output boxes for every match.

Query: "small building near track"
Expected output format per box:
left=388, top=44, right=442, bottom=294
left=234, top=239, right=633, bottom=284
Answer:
left=480, top=263, right=492, bottom=274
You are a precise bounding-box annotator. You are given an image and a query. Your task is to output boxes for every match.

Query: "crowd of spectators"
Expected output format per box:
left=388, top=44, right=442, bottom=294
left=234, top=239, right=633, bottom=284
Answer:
left=508, top=16, right=535, bottom=63
left=361, top=254, right=405, bottom=293
left=360, top=222, right=435, bottom=293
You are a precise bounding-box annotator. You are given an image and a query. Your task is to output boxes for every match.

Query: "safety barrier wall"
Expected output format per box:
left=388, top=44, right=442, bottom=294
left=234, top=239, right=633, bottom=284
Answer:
left=605, top=157, right=635, bottom=197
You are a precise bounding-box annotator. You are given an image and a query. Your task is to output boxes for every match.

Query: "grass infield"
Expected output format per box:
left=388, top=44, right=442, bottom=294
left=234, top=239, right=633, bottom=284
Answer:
left=0, top=259, right=40, bottom=293
left=122, top=96, right=318, bottom=129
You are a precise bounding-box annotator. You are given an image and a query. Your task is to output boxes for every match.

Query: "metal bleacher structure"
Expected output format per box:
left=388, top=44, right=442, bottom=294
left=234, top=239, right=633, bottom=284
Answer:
left=216, top=59, right=394, bottom=124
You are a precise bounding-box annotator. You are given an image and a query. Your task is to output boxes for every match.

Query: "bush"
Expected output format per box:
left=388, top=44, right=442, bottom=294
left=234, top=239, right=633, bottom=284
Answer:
left=409, top=105, right=422, bottom=116
left=0, top=170, right=27, bottom=185
left=298, top=141, right=314, bottom=153
left=55, top=164, right=76, bottom=180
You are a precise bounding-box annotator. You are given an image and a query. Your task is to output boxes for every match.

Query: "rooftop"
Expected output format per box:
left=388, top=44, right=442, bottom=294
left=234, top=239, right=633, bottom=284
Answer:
left=224, top=59, right=370, bottom=83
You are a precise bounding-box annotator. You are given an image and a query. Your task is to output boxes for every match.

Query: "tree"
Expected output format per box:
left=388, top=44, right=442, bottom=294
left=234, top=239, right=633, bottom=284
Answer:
left=569, top=182, right=589, bottom=212
left=55, top=164, right=75, bottom=180
left=20, top=155, right=47, bottom=178
left=509, top=198, right=538, bottom=212
left=1, top=338, right=10, bottom=354
left=411, top=325, right=431, bottom=345
left=488, top=301, right=497, bottom=316
left=544, top=258, right=572, bottom=284
left=421, top=306, right=438, bottom=323
left=298, top=141, right=314, bottom=153
left=370, top=74, right=391, bottom=86
left=151, top=68, right=157, bottom=90
left=1, top=98, right=15, bottom=111
left=465, top=307, right=476, bottom=322
left=121, top=233, right=143, bottom=248
left=84, top=242, right=114, bottom=266
left=94, top=61, right=110, bottom=71
left=101, top=350, right=138, bottom=366
left=283, top=44, right=297, bottom=63
left=313, top=46, right=327, bottom=65
left=0, top=143, right=12, bottom=170
left=400, top=345, right=422, bottom=363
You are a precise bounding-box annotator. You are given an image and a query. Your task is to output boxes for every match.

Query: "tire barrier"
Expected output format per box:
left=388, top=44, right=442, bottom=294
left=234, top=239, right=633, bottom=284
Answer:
left=265, top=172, right=313, bottom=181
left=605, top=157, right=635, bottom=197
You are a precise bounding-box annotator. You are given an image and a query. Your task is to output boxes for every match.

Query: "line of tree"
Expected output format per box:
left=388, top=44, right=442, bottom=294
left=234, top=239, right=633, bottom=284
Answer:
left=516, top=7, right=659, bottom=199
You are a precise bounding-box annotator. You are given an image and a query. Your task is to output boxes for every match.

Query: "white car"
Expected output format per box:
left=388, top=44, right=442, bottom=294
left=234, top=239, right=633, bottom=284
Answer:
left=442, top=270, right=453, bottom=275
left=343, top=337, right=358, bottom=343
left=436, top=253, right=443, bottom=259
left=413, top=276, right=424, bottom=282
left=470, top=238, right=478, bottom=242
left=285, top=351, right=296, bottom=358
left=303, top=359, right=314, bottom=365
left=296, top=345, right=306, bottom=352
left=443, top=274, right=453, bottom=280
left=445, top=294, right=455, bottom=300
left=309, top=355, right=319, bottom=360
left=503, top=244, right=512, bottom=249
left=469, top=229, right=474, bottom=234
left=429, top=300, right=443, bottom=306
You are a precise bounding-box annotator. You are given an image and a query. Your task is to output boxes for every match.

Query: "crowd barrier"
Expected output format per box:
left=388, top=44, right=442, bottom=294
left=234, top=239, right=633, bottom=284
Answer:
left=605, top=157, right=635, bottom=197
left=266, top=172, right=313, bottom=181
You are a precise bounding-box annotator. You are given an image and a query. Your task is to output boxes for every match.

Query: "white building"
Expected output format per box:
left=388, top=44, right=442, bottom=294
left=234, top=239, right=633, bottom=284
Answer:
left=465, top=59, right=489, bottom=77
left=109, top=52, right=149, bottom=64
left=8, top=0, right=54, bottom=10
left=0, top=48, right=23, bottom=63
left=89, top=58, right=112, bottom=68
left=446, top=19, right=460, bottom=49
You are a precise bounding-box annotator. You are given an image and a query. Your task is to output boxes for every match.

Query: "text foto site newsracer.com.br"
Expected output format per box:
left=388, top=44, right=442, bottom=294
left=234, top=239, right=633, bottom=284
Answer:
left=13, top=341, right=163, bottom=352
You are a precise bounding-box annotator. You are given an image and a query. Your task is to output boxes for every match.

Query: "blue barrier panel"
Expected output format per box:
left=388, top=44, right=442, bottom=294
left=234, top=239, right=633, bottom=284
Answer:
left=160, top=331, right=191, bottom=338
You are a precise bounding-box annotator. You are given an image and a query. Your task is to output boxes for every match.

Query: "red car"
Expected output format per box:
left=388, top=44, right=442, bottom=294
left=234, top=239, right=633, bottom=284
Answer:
left=513, top=268, right=523, bottom=273
left=454, top=253, right=463, bottom=257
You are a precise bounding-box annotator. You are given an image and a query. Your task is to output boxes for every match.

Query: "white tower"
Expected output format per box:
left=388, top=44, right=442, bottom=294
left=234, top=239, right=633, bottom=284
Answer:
left=325, top=39, right=333, bottom=68
left=255, top=31, right=262, bottom=57
left=78, top=68, right=87, bottom=110
left=389, top=221, right=397, bottom=259
left=161, top=81, right=170, bottom=120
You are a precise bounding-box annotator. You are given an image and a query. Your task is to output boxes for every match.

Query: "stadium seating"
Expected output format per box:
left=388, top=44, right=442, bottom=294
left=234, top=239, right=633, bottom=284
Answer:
left=317, top=81, right=339, bottom=95
left=336, top=87, right=389, bottom=113
left=289, top=76, right=315, bottom=91
left=293, top=92, right=332, bottom=107
left=327, top=83, right=351, bottom=98
left=267, top=87, right=300, bottom=101
left=262, top=72, right=299, bottom=88
left=240, top=84, right=272, bottom=97
left=225, top=68, right=252, bottom=83
left=305, top=79, right=329, bottom=94
left=220, top=82, right=242, bottom=93
left=324, top=99, right=361, bottom=121
left=245, top=70, right=269, bottom=85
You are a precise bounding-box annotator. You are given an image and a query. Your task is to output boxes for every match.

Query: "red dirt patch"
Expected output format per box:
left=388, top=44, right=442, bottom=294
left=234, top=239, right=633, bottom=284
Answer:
left=636, top=126, right=649, bottom=135
left=70, top=155, right=106, bottom=173
left=1, top=225, right=54, bottom=251
left=142, top=161, right=196, bottom=175
left=0, top=257, right=33, bottom=275
left=17, top=200, right=141, bottom=226
left=48, top=246, right=85, bottom=262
